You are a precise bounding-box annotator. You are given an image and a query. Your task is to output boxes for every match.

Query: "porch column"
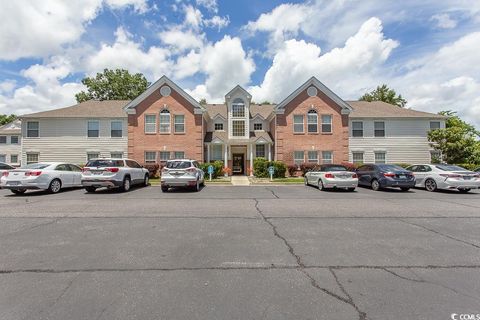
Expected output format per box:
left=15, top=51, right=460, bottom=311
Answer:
left=224, top=144, right=228, bottom=168
left=207, top=144, right=210, bottom=163
left=249, top=143, right=254, bottom=176
left=268, top=143, right=272, bottom=161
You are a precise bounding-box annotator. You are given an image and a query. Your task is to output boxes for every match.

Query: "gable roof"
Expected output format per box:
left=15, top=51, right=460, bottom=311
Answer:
left=21, top=100, right=129, bottom=119
left=225, top=85, right=252, bottom=100
left=124, top=75, right=204, bottom=113
left=348, top=101, right=447, bottom=119
left=275, top=76, right=353, bottom=114
left=0, top=119, right=21, bottom=134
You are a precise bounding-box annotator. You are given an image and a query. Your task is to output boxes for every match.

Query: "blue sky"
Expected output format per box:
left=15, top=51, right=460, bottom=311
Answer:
left=0, top=0, right=479, bottom=128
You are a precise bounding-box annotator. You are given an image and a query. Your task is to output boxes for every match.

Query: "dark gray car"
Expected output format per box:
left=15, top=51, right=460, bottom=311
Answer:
left=356, top=164, right=416, bottom=191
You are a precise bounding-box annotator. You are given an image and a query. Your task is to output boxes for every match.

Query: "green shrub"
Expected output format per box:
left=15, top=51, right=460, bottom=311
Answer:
left=270, top=161, right=287, bottom=178
left=253, top=158, right=286, bottom=178
left=454, top=163, right=479, bottom=171
left=200, top=160, right=224, bottom=178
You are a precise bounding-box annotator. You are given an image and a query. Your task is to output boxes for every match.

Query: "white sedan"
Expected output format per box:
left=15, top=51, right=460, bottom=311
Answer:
left=0, top=162, right=82, bottom=195
left=406, top=164, right=480, bottom=193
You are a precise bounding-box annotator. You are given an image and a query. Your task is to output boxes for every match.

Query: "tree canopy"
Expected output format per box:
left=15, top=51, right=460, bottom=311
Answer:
left=428, top=111, right=480, bottom=165
left=359, top=84, right=407, bottom=108
left=75, top=69, right=149, bottom=103
left=0, top=114, right=16, bottom=126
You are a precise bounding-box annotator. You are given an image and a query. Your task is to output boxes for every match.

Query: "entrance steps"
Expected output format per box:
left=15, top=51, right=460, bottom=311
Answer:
left=231, top=176, right=250, bottom=186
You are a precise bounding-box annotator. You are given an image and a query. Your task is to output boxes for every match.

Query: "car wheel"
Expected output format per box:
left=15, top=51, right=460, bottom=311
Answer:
left=11, top=189, right=26, bottom=195
left=318, top=179, right=325, bottom=191
left=143, top=174, right=149, bottom=187
left=347, top=187, right=355, bottom=192
left=120, top=176, right=131, bottom=192
left=424, top=178, right=437, bottom=192
left=400, top=187, right=410, bottom=192
left=304, top=177, right=309, bottom=186
left=85, top=186, right=96, bottom=193
left=48, top=179, right=62, bottom=194
left=193, top=179, right=200, bottom=192
left=161, top=186, right=168, bottom=192
left=459, top=188, right=471, bottom=193
left=371, top=179, right=380, bottom=191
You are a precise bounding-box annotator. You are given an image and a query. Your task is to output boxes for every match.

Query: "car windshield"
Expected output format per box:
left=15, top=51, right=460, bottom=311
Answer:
left=166, top=161, right=192, bottom=169
left=436, top=164, right=467, bottom=171
left=21, top=163, right=50, bottom=170
left=378, top=164, right=405, bottom=171
left=86, top=160, right=124, bottom=167
left=322, top=166, right=347, bottom=172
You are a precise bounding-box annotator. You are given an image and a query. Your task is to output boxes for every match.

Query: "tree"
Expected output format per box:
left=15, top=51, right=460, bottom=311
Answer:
left=428, top=111, right=480, bottom=165
left=360, top=84, right=407, bottom=107
left=0, top=114, right=16, bottom=126
left=75, top=69, right=149, bottom=103
left=199, top=98, right=207, bottom=106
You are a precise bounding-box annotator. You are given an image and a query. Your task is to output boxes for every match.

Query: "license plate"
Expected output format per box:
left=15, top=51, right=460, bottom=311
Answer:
left=7, top=181, right=20, bottom=186
left=92, top=171, right=103, bottom=175
left=463, top=176, right=471, bottom=180
left=398, top=175, right=406, bottom=179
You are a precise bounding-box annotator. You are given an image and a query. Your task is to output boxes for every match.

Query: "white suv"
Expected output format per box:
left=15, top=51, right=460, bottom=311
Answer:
left=161, top=159, right=205, bottom=192
left=82, top=158, right=149, bottom=193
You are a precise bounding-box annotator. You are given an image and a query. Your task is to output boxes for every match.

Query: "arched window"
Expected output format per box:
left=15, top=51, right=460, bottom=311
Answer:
left=307, top=110, right=318, bottom=133
left=232, top=98, right=245, bottom=118
left=159, top=109, right=171, bottom=133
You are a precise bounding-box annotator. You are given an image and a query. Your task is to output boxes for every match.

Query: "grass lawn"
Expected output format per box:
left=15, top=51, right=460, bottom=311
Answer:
left=249, top=177, right=304, bottom=184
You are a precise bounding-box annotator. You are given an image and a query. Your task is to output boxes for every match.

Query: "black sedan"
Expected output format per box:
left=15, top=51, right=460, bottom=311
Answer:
left=356, top=164, right=416, bottom=191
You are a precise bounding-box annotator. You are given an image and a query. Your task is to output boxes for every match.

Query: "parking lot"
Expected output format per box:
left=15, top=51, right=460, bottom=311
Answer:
left=1, top=185, right=479, bottom=320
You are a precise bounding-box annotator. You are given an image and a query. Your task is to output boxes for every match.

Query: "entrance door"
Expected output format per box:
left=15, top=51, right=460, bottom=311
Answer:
left=232, top=153, right=244, bottom=175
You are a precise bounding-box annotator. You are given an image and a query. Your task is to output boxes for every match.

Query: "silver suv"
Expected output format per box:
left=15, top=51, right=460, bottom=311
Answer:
left=161, top=159, right=205, bottom=192
left=82, top=158, right=149, bottom=193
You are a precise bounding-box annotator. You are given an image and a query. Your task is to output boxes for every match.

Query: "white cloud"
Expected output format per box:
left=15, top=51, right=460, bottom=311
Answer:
left=105, top=0, right=148, bottom=13
left=183, top=5, right=203, bottom=30
left=196, top=0, right=218, bottom=13
left=250, top=18, right=398, bottom=103
left=430, top=13, right=457, bottom=29
left=204, top=15, right=230, bottom=30
left=159, top=28, right=205, bottom=52
left=0, top=80, right=17, bottom=94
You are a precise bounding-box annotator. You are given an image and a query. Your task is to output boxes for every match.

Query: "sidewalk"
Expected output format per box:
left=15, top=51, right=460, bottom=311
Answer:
left=231, top=176, right=250, bottom=186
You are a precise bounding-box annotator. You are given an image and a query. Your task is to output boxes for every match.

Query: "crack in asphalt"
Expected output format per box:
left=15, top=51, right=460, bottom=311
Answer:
left=398, top=219, right=480, bottom=249
left=253, top=198, right=368, bottom=320
left=265, top=188, right=280, bottom=199
left=329, top=268, right=367, bottom=320
left=0, top=217, right=64, bottom=238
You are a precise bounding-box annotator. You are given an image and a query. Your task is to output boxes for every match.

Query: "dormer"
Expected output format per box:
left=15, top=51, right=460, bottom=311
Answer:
left=225, top=85, right=252, bottom=139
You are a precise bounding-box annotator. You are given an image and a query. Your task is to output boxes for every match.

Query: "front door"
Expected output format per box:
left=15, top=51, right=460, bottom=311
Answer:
left=232, top=154, right=244, bottom=175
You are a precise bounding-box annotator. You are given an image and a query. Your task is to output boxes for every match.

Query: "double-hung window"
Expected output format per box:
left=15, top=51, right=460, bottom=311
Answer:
left=293, top=115, right=304, bottom=133
left=87, top=120, right=99, bottom=138
left=27, top=121, right=39, bottom=137
left=11, top=136, right=19, bottom=144
left=308, top=151, right=318, bottom=163
left=0, top=154, right=5, bottom=162
left=159, top=151, right=170, bottom=161
left=374, top=121, right=385, bottom=137
left=294, top=151, right=304, bottom=165
left=87, top=152, right=99, bottom=161
left=352, top=121, right=363, bottom=137
left=322, top=151, right=333, bottom=164
left=174, top=151, right=185, bottom=159
left=26, top=153, right=39, bottom=164
left=430, top=121, right=441, bottom=130
left=145, top=115, right=156, bottom=133
left=174, top=115, right=185, bottom=133
left=256, top=144, right=265, bottom=158
left=232, top=120, right=245, bottom=137
left=307, top=110, right=318, bottom=133
left=352, top=152, right=364, bottom=164
left=374, top=151, right=386, bottom=164
left=214, top=123, right=223, bottom=131
left=212, top=144, right=223, bottom=160
left=111, top=121, right=123, bottom=137
left=321, top=115, right=332, bottom=133
left=159, top=110, right=171, bottom=133
left=111, top=152, right=123, bottom=159
left=145, top=151, right=157, bottom=163
left=0, top=136, right=5, bottom=144
left=10, top=154, right=18, bottom=163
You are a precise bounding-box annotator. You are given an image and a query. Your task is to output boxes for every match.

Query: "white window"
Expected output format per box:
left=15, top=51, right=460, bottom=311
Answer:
left=0, top=136, right=5, bottom=144
left=212, top=144, right=223, bottom=160
left=87, top=120, right=99, bottom=138
left=352, top=121, right=363, bottom=137
left=308, top=151, right=318, bottom=163
left=307, top=110, right=318, bottom=133
left=111, top=121, right=123, bottom=137
left=232, top=98, right=245, bottom=117
left=352, top=152, right=364, bottom=164
left=174, top=151, right=185, bottom=159
left=174, top=115, right=185, bottom=133
left=87, top=153, right=99, bottom=161
left=10, top=154, right=18, bottom=163
left=26, top=153, right=39, bottom=164
left=293, top=115, right=304, bottom=133
left=430, top=121, right=441, bottom=130
left=374, top=121, right=385, bottom=137
left=145, top=115, right=157, bottom=133
left=256, top=144, right=265, bottom=158
left=111, top=152, right=123, bottom=159
left=232, top=120, right=245, bottom=137
left=322, top=151, right=333, bottom=164
left=0, top=154, right=5, bottom=162
left=254, top=123, right=263, bottom=130
left=321, top=115, right=332, bottom=133
left=294, top=151, right=304, bottom=165
left=214, top=123, right=223, bottom=131
left=159, top=110, right=171, bottom=133
left=145, top=151, right=157, bottom=163
left=159, top=151, right=170, bottom=161
left=27, top=121, right=39, bottom=137
left=10, top=136, right=19, bottom=144
left=374, top=151, right=386, bottom=164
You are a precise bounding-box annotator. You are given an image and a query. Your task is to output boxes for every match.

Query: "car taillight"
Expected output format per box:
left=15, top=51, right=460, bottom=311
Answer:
left=351, top=173, right=358, bottom=178
left=324, top=173, right=335, bottom=178
left=105, top=167, right=119, bottom=173
left=25, top=171, right=42, bottom=176
left=440, top=174, right=461, bottom=178
left=2, top=171, right=9, bottom=177
left=383, top=172, right=396, bottom=177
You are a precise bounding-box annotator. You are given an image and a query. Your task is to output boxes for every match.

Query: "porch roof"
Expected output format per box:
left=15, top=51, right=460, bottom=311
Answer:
left=204, top=131, right=273, bottom=144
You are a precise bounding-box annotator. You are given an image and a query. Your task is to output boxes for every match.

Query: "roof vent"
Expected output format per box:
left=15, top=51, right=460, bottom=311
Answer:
left=307, top=86, right=318, bottom=97
left=160, top=86, right=171, bottom=97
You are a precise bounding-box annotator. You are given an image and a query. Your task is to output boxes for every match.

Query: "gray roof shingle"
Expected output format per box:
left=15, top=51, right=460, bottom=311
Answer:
left=21, top=100, right=130, bottom=118
left=348, top=101, right=446, bottom=119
